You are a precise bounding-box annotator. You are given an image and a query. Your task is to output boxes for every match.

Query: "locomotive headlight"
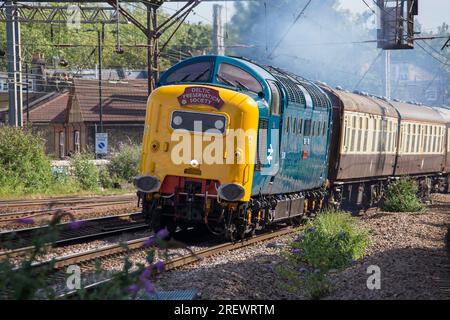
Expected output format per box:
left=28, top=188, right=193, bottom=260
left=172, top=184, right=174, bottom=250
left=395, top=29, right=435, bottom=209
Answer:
left=173, top=116, right=183, bottom=126
left=218, top=184, right=245, bottom=202
left=134, top=176, right=161, bottom=193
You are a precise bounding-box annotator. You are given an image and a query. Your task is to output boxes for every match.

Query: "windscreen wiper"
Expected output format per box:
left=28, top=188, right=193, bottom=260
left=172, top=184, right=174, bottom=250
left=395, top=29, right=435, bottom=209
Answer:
left=234, top=79, right=250, bottom=91
left=192, top=68, right=210, bottom=82
left=180, top=73, right=192, bottom=82
left=216, top=74, right=238, bottom=88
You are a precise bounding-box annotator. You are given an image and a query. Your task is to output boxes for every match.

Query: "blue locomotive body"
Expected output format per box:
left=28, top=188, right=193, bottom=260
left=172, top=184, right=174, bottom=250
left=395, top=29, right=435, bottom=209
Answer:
left=159, top=55, right=333, bottom=197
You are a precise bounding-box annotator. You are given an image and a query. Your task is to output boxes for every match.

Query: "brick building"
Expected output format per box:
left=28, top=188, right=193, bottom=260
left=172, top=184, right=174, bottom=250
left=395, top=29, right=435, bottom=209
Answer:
left=27, top=79, right=148, bottom=158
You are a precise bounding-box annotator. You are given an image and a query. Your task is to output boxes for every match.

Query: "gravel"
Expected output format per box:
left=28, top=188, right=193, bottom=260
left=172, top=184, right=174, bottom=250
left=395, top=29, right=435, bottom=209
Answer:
left=152, top=195, right=450, bottom=300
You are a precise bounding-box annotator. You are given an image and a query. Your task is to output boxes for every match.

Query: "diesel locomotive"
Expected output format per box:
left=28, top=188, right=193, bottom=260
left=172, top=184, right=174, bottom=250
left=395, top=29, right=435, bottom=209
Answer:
left=134, top=55, right=450, bottom=240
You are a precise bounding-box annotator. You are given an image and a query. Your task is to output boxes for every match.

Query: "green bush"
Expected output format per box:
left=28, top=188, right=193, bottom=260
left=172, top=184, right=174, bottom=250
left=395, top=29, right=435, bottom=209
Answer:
left=0, top=126, right=53, bottom=194
left=108, top=144, right=141, bottom=183
left=292, top=211, right=368, bottom=272
left=382, top=178, right=424, bottom=212
left=303, top=271, right=331, bottom=300
left=278, top=210, right=368, bottom=299
left=70, top=152, right=99, bottom=191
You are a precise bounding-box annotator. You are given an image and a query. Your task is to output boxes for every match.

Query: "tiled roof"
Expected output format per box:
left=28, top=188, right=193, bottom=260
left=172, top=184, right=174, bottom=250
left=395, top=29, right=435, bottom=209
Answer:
left=73, top=79, right=148, bottom=122
left=27, top=92, right=69, bottom=123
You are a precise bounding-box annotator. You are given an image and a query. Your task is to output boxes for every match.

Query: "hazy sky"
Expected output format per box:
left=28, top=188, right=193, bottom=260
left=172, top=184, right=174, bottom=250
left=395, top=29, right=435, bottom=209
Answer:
left=163, top=0, right=450, bottom=31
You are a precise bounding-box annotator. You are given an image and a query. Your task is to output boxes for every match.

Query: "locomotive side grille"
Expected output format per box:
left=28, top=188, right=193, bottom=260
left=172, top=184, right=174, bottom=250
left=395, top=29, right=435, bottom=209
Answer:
left=299, top=81, right=329, bottom=109
left=272, top=74, right=306, bottom=106
left=256, top=119, right=269, bottom=171
left=265, top=66, right=306, bottom=106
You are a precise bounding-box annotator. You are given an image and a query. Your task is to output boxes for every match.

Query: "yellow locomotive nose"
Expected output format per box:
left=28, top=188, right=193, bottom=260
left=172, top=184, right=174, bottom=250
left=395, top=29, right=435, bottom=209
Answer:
left=139, top=84, right=259, bottom=202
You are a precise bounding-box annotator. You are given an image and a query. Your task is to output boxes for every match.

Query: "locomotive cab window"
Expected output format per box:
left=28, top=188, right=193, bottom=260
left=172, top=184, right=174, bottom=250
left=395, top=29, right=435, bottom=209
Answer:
left=267, top=80, right=281, bottom=115
left=165, top=61, right=213, bottom=84
left=217, top=63, right=263, bottom=94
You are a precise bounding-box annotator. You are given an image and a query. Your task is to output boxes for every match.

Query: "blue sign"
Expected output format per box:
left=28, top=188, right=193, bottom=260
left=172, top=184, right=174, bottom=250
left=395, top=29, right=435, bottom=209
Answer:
left=95, top=133, right=108, bottom=154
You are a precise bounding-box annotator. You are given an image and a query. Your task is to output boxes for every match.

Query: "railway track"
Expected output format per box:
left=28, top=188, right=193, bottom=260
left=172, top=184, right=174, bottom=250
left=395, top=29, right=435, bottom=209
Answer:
left=0, top=212, right=149, bottom=259
left=0, top=194, right=138, bottom=224
left=1, top=227, right=295, bottom=299
left=0, top=194, right=136, bottom=210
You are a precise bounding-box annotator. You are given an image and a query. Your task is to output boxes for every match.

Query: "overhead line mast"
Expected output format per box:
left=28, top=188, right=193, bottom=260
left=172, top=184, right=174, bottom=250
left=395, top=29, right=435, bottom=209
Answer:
left=2, top=0, right=256, bottom=127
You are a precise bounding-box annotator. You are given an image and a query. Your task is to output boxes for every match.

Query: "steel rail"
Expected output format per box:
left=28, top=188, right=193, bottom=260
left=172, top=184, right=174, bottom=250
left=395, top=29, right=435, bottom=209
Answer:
left=58, top=227, right=296, bottom=298
left=0, top=194, right=136, bottom=208
left=0, top=212, right=147, bottom=259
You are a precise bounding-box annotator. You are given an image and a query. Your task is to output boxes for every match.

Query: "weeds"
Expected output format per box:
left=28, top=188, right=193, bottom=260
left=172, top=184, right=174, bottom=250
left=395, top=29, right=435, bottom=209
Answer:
left=277, top=210, right=369, bottom=299
left=108, top=144, right=141, bottom=184
left=70, top=153, right=99, bottom=191
left=382, top=178, right=424, bottom=212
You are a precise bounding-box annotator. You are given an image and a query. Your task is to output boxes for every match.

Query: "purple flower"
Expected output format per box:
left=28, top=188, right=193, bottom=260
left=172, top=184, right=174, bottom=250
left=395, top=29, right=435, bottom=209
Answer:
left=307, top=227, right=316, bottom=234
left=139, top=267, right=152, bottom=282
left=141, top=236, right=156, bottom=248
left=154, top=261, right=165, bottom=272
left=69, top=220, right=85, bottom=230
left=292, top=248, right=301, bottom=254
left=126, top=284, right=139, bottom=294
left=266, top=242, right=276, bottom=248
left=15, top=217, right=34, bottom=224
left=298, top=267, right=307, bottom=273
left=143, top=279, right=155, bottom=294
left=156, top=228, right=170, bottom=239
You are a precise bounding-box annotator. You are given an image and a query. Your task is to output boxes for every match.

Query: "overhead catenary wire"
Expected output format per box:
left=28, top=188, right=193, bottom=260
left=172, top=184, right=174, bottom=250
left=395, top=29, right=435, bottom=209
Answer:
left=267, top=0, right=313, bottom=59
left=353, top=49, right=384, bottom=90
left=361, top=0, right=377, bottom=15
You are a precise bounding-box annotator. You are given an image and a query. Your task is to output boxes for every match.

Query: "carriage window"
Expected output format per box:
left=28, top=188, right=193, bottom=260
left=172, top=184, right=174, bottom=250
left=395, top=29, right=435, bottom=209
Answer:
left=363, top=118, right=369, bottom=152
left=433, top=126, right=437, bottom=153
left=323, top=121, right=326, bottom=136
left=372, top=118, right=377, bottom=152
left=298, top=119, right=303, bottom=135
left=285, top=117, right=290, bottom=134
left=317, top=121, right=321, bottom=136
left=165, top=61, right=212, bottom=83
left=217, top=63, right=263, bottom=93
left=447, top=128, right=450, bottom=152
left=293, top=118, right=297, bottom=134
left=351, top=116, right=357, bottom=152
left=312, top=121, right=316, bottom=137
left=268, top=80, right=280, bottom=115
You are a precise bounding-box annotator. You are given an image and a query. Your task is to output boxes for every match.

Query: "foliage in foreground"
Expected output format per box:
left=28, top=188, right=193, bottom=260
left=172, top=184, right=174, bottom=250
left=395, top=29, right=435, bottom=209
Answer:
left=276, top=210, right=369, bottom=299
left=0, top=213, right=174, bottom=300
left=0, top=126, right=53, bottom=195
left=382, top=178, right=424, bottom=213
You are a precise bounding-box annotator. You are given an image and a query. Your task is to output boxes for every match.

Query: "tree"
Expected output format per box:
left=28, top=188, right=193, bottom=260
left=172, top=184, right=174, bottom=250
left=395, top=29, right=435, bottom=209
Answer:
left=0, top=4, right=212, bottom=72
